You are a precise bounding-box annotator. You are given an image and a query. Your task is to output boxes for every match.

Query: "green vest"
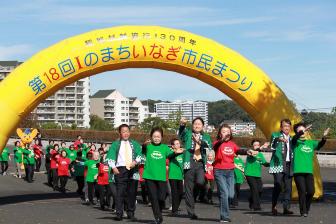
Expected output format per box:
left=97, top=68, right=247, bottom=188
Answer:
left=178, top=126, right=212, bottom=170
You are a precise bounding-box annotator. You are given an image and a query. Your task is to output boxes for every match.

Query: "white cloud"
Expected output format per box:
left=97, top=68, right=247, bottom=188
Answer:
left=0, top=44, right=34, bottom=60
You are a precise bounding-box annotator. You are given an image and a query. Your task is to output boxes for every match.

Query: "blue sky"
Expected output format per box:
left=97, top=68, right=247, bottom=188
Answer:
left=1, top=0, right=335, bottom=111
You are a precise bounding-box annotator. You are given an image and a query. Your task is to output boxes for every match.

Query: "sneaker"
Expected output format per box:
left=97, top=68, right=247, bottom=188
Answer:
left=220, top=218, right=231, bottom=222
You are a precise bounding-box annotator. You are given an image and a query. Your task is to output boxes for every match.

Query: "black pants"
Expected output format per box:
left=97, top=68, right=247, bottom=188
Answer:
left=140, top=181, right=149, bottom=203
left=146, top=179, right=167, bottom=220
left=35, top=157, right=42, bottom=172
left=246, top=176, right=263, bottom=209
left=87, top=181, right=98, bottom=203
left=184, top=161, right=205, bottom=215
left=294, top=173, right=315, bottom=215
left=108, top=182, right=117, bottom=209
left=59, top=176, right=68, bottom=191
left=272, top=169, right=292, bottom=210
left=25, top=164, right=34, bottom=182
left=169, top=179, right=183, bottom=213
left=51, top=168, right=58, bottom=189
left=232, top=183, right=241, bottom=206
left=1, top=161, right=9, bottom=174
left=114, top=167, right=138, bottom=218
left=75, top=176, right=85, bottom=194
left=98, top=184, right=112, bottom=208
left=46, top=162, right=52, bottom=185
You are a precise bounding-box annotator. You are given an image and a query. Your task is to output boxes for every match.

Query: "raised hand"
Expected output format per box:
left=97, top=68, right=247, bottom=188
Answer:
left=144, top=139, right=151, bottom=145
left=278, top=137, right=288, bottom=143
left=180, top=117, right=188, bottom=125
left=261, top=142, right=270, bottom=149
left=305, top=124, right=313, bottom=132
left=323, top=128, right=330, bottom=137
left=175, top=148, right=185, bottom=154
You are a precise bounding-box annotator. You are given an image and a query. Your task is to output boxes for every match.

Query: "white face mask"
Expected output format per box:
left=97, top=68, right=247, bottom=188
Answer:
left=207, top=160, right=213, bottom=164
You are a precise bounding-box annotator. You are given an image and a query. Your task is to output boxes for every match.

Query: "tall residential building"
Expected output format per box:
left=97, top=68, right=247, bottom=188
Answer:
left=90, top=90, right=150, bottom=128
left=90, top=89, right=130, bottom=127
left=0, top=61, right=91, bottom=128
left=154, top=100, right=208, bottom=126
left=129, top=97, right=149, bottom=127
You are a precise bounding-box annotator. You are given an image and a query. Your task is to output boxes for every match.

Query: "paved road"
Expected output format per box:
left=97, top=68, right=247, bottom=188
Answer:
left=0, top=165, right=335, bottom=224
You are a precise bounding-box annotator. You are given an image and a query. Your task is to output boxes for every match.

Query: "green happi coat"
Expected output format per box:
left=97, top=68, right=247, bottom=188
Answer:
left=269, top=131, right=293, bottom=175
left=178, top=125, right=212, bottom=170
left=106, top=139, right=143, bottom=180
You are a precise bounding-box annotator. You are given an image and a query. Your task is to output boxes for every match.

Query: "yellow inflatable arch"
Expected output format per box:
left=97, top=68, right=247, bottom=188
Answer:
left=0, top=26, right=322, bottom=198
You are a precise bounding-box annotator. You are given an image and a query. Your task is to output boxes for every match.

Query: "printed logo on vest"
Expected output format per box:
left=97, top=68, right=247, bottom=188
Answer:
left=301, top=145, right=313, bottom=153
left=151, top=151, right=163, bottom=160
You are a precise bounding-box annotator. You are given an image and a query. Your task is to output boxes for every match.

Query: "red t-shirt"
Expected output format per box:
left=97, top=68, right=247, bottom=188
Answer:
left=213, top=140, right=239, bottom=170
left=74, top=140, right=81, bottom=151
left=97, top=163, right=109, bottom=185
left=57, top=157, right=71, bottom=176
left=205, top=162, right=214, bottom=180
left=33, top=144, right=44, bottom=158
left=50, top=150, right=60, bottom=169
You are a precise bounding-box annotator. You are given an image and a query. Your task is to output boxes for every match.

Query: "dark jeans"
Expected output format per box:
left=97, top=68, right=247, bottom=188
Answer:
left=214, top=169, right=235, bottom=219
left=169, top=179, right=184, bottom=213
left=232, top=183, right=241, bottom=206
left=75, top=176, right=85, bottom=194
left=246, top=176, right=263, bottom=209
left=35, top=157, right=42, bottom=172
left=294, top=173, right=315, bottom=215
left=59, top=176, right=68, bottom=191
left=1, top=161, right=9, bottom=174
left=46, top=162, right=52, bottom=185
left=114, top=166, right=138, bottom=218
left=51, top=168, right=58, bottom=189
left=272, top=170, right=292, bottom=210
left=146, top=179, right=167, bottom=221
left=25, top=164, right=34, bottom=183
left=184, top=161, right=205, bottom=215
left=98, top=184, right=112, bottom=208
left=108, top=182, right=117, bottom=209
left=140, top=181, right=149, bottom=203
left=87, top=181, right=98, bottom=203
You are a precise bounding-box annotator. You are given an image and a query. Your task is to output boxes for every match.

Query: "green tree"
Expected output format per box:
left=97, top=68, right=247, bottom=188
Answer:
left=138, top=116, right=169, bottom=133
left=89, top=115, right=114, bottom=131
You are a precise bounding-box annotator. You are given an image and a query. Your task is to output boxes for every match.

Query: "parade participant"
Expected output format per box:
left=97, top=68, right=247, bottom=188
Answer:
left=168, top=138, right=184, bottom=216
left=232, top=154, right=244, bottom=207
left=73, top=151, right=85, bottom=196
left=57, top=150, right=71, bottom=193
left=142, top=127, right=184, bottom=224
left=85, top=151, right=100, bottom=205
left=33, top=139, right=44, bottom=172
left=13, top=141, right=24, bottom=178
left=106, top=124, right=142, bottom=221
left=97, top=157, right=112, bottom=210
left=292, top=123, right=329, bottom=217
left=178, top=117, right=212, bottom=220
left=204, top=151, right=215, bottom=204
left=22, top=144, right=35, bottom=183
left=0, top=146, right=10, bottom=175
left=213, top=124, right=252, bottom=222
left=269, top=119, right=294, bottom=216
left=74, top=135, right=82, bottom=150
left=245, top=140, right=270, bottom=211
left=50, top=144, right=60, bottom=190
left=45, top=140, right=54, bottom=184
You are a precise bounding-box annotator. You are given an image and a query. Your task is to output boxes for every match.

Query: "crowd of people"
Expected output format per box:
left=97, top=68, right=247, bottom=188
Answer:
left=0, top=117, right=330, bottom=223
